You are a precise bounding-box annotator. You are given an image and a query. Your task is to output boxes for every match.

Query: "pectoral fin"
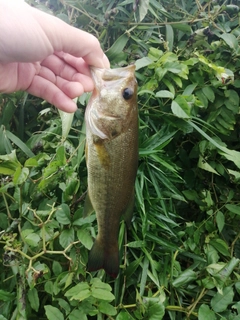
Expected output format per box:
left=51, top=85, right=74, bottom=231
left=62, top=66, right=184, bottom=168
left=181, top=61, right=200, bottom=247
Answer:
left=83, top=191, right=94, bottom=217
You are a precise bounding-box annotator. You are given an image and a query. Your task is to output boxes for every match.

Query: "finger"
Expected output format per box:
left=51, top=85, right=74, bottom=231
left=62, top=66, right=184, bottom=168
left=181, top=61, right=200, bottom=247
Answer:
left=41, top=54, right=79, bottom=79
left=54, top=52, right=91, bottom=75
left=40, top=56, right=94, bottom=91
left=55, top=76, right=86, bottom=99
left=35, top=69, right=88, bottom=98
left=30, top=6, right=110, bottom=68
left=27, top=75, right=78, bottom=112
left=0, top=1, right=53, bottom=62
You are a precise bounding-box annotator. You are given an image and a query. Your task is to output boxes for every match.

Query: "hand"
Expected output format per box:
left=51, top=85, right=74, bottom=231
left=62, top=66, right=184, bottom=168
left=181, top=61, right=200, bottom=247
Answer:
left=0, top=0, right=110, bottom=112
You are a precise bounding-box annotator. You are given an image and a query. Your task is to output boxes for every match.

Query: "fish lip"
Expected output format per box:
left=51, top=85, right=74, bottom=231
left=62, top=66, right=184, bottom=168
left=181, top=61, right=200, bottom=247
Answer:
left=90, top=65, right=136, bottom=73
left=90, top=65, right=136, bottom=84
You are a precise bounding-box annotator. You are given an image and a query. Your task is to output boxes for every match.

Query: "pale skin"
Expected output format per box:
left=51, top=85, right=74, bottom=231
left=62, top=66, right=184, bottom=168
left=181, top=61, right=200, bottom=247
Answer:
left=0, top=0, right=110, bottom=112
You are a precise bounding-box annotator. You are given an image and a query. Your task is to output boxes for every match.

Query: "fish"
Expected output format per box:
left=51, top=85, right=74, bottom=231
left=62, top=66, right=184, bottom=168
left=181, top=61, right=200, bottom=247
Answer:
left=84, top=65, right=138, bottom=278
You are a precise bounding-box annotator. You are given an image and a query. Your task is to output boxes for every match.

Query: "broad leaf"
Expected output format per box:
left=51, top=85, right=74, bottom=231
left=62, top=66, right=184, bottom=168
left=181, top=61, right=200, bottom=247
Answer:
left=45, top=305, right=64, bottom=320
left=198, top=304, right=216, bottom=320
left=211, top=286, right=234, bottom=312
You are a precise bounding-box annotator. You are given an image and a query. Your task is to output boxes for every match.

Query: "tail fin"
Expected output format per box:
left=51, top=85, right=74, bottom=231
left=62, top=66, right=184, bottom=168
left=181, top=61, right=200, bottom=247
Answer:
left=87, top=238, right=119, bottom=278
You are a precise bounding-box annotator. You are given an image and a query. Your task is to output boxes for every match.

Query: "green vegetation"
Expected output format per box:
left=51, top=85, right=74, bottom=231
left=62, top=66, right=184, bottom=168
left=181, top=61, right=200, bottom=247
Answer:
left=1, top=0, right=240, bottom=319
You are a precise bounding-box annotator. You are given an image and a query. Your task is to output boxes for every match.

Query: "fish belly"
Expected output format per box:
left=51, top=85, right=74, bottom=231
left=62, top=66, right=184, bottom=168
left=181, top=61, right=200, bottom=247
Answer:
left=86, top=123, right=138, bottom=277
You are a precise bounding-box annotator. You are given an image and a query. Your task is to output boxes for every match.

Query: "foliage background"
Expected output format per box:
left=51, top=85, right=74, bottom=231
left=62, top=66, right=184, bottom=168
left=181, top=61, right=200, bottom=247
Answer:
left=1, top=0, right=240, bottom=319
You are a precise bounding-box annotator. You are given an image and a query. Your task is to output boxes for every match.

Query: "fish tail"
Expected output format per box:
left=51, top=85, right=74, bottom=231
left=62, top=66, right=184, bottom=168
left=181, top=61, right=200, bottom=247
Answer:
left=87, top=238, right=119, bottom=278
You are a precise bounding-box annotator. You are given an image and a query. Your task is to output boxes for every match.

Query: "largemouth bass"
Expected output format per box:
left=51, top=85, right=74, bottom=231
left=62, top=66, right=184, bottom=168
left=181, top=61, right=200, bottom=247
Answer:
left=84, top=65, right=138, bottom=278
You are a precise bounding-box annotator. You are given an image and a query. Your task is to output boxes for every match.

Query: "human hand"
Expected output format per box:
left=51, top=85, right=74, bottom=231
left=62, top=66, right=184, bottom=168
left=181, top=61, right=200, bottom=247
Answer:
left=0, top=0, right=110, bottom=112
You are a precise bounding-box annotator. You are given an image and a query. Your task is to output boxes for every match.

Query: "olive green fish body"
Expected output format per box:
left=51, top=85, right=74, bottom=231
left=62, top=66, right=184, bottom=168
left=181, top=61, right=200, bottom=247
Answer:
left=85, top=65, right=138, bottom=277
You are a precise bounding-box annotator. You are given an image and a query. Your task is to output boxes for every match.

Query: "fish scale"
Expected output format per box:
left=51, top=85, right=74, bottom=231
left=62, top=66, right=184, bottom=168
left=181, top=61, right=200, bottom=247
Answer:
left=84, top=65, right=138, bottom=277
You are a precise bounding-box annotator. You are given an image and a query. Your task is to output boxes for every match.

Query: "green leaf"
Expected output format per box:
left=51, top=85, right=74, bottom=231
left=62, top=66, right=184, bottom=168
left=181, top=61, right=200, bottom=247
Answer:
left=73, top=214, right=96, bottom=226
left=202, top=87, right=215, bottom=102
left=0, top=163, right=17, bottom=175
left=65, top=283, right=91, bottom=301
left=13, top=167, right=29, bottom=185
left=126, top=240, right=145, bottom=248
left=211, top=286, right=234, bottom=312
left=0, top=290, right=15, bottom=301
left=0, top=100, right=16, bottom=126
left=172, top=269, right=197, bottom=287
left=106, top=34, right=129, bottom=60
left=182, top=83, right=197, bottom=96
left=171, top=100, right=190, bottom=119
left=166, top=24, right=174, bottom=51
left=57, top=299, right=70, bottom=314
left=138, top=0, right=149, bottom=22
left=91, top=288, right=115, bottom=301
left=55, top=203, right=71, bottom=225
left=209, top=239, right=230, bottom=257
left=162, top=78, right=175, bottom=95
left=156, top=67, right=167, bottom=81
left=189, top=121, right=240, bottom=169
left=0, top=150, right=21, bottom=174
left=225, top=90, right=239, bottom=112
left=216, top=211, right=225, bottom=233
left=75, top=120, right=86, bottom=170
left=67, top=288, right=91, bottom=302
left=22, top=231, right=40, bottom=247
left=215, top=258, right=240, bottom=284
left=52, top=261, right=62, bottom=276
left=5, top=130, right=34, bottom=157
left=198, top=156, right=219, bottom=175
left=27, top=288, right=39, bottom=312
left=170, top=74, right=183, bottom=87
left=91, top=278, right=115, bottom=301
left=77, top=228, right=93, bottom=250
left=59, top=228, right=74, bottom=249
left=58, top=109, right=74, bottom=139
left=0, top=213, right=8, bottom=229
left=45, top=305, right=64, bottom=320
left=196, top=90, right=208, bottom=108
left=91, top=278, right=112, bottom=290
left=217, top=116, right=234, bottom=131
left=155, top=90, right=174, bottom=99
left=135, top=57, right=153, bottom=70
left=235, top=282, right=240, bottom=295
left=148, top=47, right=163, bottom=60
left=198, top=304, right=216, bottom=320
left=172, top=23, right=192, bottom=33
left=148, top=304, right=165, bottom=320
left=219, top=33, right=238, bottom=50
left=116, top=311, right=134, bottom=320
left=56, top=145, right=66, bottom=165
left=99, top=301, right=117, bottom=316
left=69, top=310, right=88, bottom=320
left=25, top=158, right=38, bottom=167
left=44, top=281, right=54, bottom=295
left=232, top=301, right=240, bottom=316
left=225, top=204, right=240, bottom=215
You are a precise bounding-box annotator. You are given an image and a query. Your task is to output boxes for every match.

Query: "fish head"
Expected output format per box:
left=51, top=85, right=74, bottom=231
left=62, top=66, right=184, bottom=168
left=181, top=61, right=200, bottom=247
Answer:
left=85, top=65, right=137, bottom=140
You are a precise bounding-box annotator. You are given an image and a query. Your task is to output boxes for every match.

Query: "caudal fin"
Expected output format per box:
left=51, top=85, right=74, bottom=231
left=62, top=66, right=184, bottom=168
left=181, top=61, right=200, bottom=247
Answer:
left=87, top=238, right=119, bottom=278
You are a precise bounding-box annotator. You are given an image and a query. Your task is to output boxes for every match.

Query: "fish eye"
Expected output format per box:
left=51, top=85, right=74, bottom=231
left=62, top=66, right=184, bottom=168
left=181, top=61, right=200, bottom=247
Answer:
left=122, top=88, right=133, bottom=100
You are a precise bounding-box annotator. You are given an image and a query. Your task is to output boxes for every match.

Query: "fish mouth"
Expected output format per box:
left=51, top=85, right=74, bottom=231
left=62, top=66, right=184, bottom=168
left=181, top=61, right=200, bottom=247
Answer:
left=90, top=65, right=136, bottom=83
left=91, top=108, right=121, bottom=121
left=101, top=114, right=122, bottom=120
